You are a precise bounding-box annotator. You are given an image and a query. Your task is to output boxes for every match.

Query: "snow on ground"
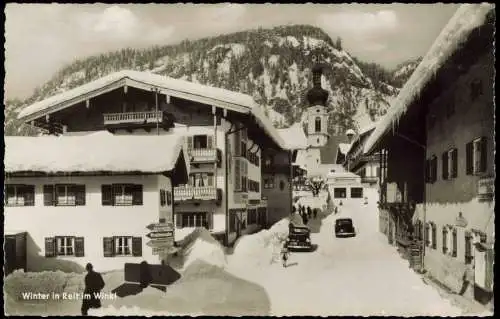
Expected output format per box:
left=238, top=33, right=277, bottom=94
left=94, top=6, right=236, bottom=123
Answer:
left=227, top=188, right=469, bottom=316
left=174, top=228, right=227, bottom=269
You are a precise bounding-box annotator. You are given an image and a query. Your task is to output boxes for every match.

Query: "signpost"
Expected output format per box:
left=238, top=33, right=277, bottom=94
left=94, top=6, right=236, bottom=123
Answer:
left=146, top=222, right=175, bottom=261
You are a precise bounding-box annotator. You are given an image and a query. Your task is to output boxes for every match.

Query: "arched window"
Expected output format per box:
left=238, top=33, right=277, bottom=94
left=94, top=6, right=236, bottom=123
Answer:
left=315, top=117, right=321, bottom=132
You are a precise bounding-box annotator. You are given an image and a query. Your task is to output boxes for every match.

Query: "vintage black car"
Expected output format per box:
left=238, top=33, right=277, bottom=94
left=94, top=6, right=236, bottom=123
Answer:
left=286, top=223, right=312, bottom=251
left=335, top=218, right=356, bottom=238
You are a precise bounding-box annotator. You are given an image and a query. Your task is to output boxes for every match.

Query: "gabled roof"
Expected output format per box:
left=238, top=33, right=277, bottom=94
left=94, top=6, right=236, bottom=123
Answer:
left=17, top=70, right=289, bottom=151
left=277, top=122, right=308, bottom=150
left=320, top=135, right=348, bottom=164
left=364, top=4, right=495, bottom=154
left=4, top=131, right=189, bottom=177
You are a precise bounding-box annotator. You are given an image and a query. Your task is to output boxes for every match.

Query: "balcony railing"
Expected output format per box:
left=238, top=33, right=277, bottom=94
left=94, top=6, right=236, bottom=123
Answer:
left=103, top=111, right=163, bottom=125
left=189, top=148, right=217, bottom=163
left=174, top=186, right=222, bottom=203
left=361, top=176, right=379, bottom=184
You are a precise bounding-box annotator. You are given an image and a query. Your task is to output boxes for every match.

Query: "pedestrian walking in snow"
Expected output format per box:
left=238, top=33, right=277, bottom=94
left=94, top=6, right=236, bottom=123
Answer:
left=307, top=206, right=312, bottom=219
left=81, top=263, right=105, bottom=316
left=281, top=245, right=289, bottom=268
left=313, top=208, right=318, bottom=219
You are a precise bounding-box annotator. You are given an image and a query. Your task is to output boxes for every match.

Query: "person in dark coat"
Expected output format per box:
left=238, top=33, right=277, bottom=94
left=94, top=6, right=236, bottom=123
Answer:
left=302, top=212, right=308, bottom=225
left=313, top=208, right=318, bottom=219
left=307, top=206, right=312, bottom=219
left=81, top=263, right=105, bottom=316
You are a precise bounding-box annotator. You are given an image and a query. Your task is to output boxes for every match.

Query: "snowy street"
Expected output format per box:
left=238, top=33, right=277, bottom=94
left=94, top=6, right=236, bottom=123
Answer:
left=227, top=190, right=464, bottom=316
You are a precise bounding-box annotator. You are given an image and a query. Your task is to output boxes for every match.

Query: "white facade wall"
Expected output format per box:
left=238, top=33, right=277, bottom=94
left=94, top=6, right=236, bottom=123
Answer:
left=4, top=174, right=168, bottom=272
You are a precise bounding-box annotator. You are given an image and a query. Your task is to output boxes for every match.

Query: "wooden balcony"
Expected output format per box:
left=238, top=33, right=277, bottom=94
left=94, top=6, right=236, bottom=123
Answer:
left=103, top=111, right=174, bottom=132
left=174, top=186, right=222, bottom=205
left=188, top=148, right=222, bottom=165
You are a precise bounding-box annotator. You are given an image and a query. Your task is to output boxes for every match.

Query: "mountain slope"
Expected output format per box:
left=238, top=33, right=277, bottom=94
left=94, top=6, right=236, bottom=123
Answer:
left=4, top=25, right=418, bottom=136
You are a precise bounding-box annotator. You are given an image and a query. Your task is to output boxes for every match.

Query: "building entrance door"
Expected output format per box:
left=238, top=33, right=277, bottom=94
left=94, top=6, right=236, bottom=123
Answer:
left=4, top=236, right=17, bottom=275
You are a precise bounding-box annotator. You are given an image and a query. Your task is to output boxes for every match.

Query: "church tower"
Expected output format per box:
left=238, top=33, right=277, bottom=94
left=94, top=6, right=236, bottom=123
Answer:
left=306, top=52, right=329, bottom=148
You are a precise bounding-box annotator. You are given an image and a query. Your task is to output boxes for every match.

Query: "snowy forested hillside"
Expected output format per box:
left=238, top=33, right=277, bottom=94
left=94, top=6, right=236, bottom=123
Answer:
left=4, top=25, right=419, bottom=136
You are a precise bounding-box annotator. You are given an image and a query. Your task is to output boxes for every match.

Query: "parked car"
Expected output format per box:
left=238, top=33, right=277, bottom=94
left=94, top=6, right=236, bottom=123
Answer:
left=286, top=224, right=312, bottom=251
left=335, top=218, right=356, bottom=238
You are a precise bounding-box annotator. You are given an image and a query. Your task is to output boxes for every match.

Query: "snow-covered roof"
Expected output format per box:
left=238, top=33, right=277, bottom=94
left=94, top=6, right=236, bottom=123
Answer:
left=276, top=122, right=308, bottom=150
left=17, top=70, right=288, bottom=151
left=326, top=170, right=359, bottom=179
left=4, top=131, right=190, bottom=175
left=364, top=3, right=494, bottom=155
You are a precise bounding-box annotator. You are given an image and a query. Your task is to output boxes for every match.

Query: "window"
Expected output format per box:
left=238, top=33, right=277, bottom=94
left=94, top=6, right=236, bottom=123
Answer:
left=102, top=184, right=142, bottom=206
left=103, top=236, right=142, bottom=257
left=442, top=148, right=458, bottom=180
left=264, top=176, right=275, bottom=189
left=426, top=156, right=438, bottom=183
left=115, top=237, right=132, bottom=256
left=425, top=223, right=430, bottom=246
left=470, top=79, right=483, bottom=101
left=248, top=209, right=257, bottom=225
left=190, top=173, right=214, bottom=187
left=466, top=137, right=487, bottom=175
left=193, top=135, right=207, bottom=149
left=465, top=231, right=473, bottom=264
left=44, top=236, right=84, bottom=257
left=334, top=188, right=347, bottom=198
left=351, top=187, right=363, bottom=198
left=44, top=184, right=85, bottom=206
left=160, top=189, right=171, bottom=206
left=315, top=117, right=321, bottom=133
left=4, top=184, right=35, bottom=206
left=176, top=212, right=210, bottom=229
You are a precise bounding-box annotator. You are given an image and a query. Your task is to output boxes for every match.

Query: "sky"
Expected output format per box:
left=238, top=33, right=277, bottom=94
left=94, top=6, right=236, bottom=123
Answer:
left=4, top=3, right=460, bottom=100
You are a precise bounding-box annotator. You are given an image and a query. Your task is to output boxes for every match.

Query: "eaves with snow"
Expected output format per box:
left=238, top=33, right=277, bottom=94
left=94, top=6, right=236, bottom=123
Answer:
left=17, top=70, right=291, bottom=151
left=4, top=131, right=190, bottom=179
left=363, top=3, right=495, bottom=155
left=276, top=122, right=308, bottom=150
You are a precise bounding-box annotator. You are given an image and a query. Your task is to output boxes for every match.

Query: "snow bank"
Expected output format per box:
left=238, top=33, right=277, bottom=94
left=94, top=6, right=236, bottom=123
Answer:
left=230, top=218, right=291, bottom=268
left=177, top=228, right=226, bottom=269
left=4, top=269, right=82, bottom=301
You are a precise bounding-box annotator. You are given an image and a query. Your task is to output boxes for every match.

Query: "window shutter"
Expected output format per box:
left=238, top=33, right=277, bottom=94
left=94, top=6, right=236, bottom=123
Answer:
left=466, top=142, right=473, bottom=175
left=234, top=158, right=241, bottom=190
left=442, top=227, right=448, bottom=254
left=465, top=232, right=473, bottom=264
left=187, top=136, right=193, bottom=150
left=43, top=185, right=55, bottom=206
left=132, top=184, right=143, bottom=205
left=167, top=190, right=172, bottom=206
left=425, top=224, right=430, bottom=246
left=208, top=174, right=214, bottom=186
left=207, top=135, right=213, bottom=149
left=176, top=214, right=182, bottom=228
left=132, top=237, right=142, bottom=257
left=451, top=148, right=458, bottom=178
left=452, top=229, right=457, bottom=257
left=103, top=237, right=115, bottom=257
left=442, top=151, right=448, bottom=180
left=102, top=185, right=113, bottom=206
left=75, top=237, right=85, bottom=257
left=432, top=224, right=437, bottom=249
left=75, top=185, right=86, bottom=206
left=45, top=237, right=56, bottom=257
left=235, top=132, right=241, bottom=156
left=24, top=185, right=35, bottom=206
left=217, top=149, right=222, bottom=168
left=479, top=137, right=487, bottom=172
left=431, top=157, right=437, bottom=183
left=209, top=211, right=214, bottom=230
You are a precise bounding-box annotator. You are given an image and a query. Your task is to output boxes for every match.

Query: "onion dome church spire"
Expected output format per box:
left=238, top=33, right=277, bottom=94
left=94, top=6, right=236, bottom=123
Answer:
left=306, top=50, right=329, bottom=107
